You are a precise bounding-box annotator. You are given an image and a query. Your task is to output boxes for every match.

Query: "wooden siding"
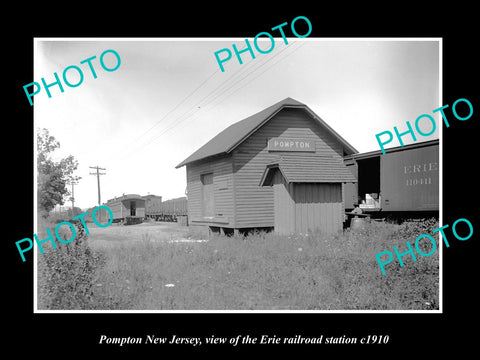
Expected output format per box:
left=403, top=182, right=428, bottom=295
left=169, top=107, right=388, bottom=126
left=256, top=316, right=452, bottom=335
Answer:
left=233, top=107, right=347, bottom=228
left=380, top=144, right=439, bottom=211
left=186, top=155, right=235, bottom=227
left=201, top=173, right=215, bottom=217
left=272, top=170, right=295, bottom=233
left=143, top=195, right=163, bottom=213
left=272, top=170, right=343, bottom=234
left=293, top=183, right=342, bottom=234
left=177, top=98, right=357, bottom=168
left=108, top=201, right=124, bottom=219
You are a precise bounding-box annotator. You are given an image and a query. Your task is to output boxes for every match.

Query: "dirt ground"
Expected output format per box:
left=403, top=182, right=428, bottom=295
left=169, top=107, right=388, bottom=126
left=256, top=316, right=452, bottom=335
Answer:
left=86, top=220, right=207, bottom=250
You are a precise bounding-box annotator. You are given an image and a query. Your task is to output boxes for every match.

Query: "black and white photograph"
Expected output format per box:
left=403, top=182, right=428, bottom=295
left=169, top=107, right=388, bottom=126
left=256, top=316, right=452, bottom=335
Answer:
left=32, top=38, right=441, bottom=312
left=7, top=7, right=478, bottom=356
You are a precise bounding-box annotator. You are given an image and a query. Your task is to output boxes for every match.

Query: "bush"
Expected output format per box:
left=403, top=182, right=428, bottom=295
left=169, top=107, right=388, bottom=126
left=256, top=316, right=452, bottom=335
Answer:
left=37, top=219, right=105, bottom=310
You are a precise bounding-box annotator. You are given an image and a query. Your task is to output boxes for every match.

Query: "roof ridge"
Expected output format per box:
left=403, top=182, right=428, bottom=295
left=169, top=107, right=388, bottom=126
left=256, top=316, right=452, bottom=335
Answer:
left=176, top=98, right=356, bottom=168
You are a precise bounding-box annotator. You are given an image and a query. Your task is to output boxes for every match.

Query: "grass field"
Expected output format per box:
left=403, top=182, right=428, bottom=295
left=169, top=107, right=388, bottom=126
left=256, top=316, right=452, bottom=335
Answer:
left=37, top=218, right=439, bottom=311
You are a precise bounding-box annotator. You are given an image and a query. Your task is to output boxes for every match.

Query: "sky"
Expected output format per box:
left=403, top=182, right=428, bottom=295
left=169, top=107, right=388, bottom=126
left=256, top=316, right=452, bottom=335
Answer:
left=34, top=38, right=440, bottom=210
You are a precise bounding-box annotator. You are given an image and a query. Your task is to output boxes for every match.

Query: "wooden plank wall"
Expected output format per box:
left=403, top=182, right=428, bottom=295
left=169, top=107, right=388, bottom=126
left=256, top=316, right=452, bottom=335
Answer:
left=272, top=170, right=343, bottom=234
left=233, top=108, right=345, bottom=228
left=272, top=170, right=295, bottom=234
left=293, top=183, right=342, bottom=234
left=186, top=155, right=235, bottom=227
left=107, top=201, right=124, bottom=220
left=380, top=144, right=439, bottom=211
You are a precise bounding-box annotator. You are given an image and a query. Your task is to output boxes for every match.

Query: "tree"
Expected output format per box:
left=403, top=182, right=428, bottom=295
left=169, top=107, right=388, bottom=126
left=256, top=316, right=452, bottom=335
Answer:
left=37, top=128, right=80, bottom=217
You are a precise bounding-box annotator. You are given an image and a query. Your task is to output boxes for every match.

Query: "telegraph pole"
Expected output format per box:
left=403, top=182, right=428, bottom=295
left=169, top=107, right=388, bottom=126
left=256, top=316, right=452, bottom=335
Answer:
left=67, top=175, right=81, bottom=216
left=68, top=180, right=78, bottom=212
left=89, top=166, right=106, bottom=206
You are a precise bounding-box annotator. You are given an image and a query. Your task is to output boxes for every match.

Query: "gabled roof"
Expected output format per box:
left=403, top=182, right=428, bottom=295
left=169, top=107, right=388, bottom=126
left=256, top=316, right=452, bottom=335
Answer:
left=176, top=97, right=358, bottom=168
left=259, top=154, right=357, bottom=186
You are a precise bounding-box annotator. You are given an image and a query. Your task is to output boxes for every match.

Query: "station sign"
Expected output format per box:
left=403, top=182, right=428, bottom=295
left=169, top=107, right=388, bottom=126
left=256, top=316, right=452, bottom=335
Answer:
left=267, top=138, right=315, bottom=152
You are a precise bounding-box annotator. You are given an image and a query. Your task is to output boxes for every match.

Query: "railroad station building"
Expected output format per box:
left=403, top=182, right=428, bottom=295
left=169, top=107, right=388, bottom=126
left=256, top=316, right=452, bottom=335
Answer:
left=176, top=97, right=358, bottom=235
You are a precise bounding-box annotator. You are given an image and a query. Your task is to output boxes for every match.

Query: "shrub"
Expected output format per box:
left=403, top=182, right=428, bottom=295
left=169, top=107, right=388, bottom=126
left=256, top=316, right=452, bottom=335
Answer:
left=37, top=219, right=105, bottom=310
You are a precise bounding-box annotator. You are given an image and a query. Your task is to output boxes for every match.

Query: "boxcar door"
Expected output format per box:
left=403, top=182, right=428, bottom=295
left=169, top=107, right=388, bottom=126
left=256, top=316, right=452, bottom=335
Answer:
left=130, top=201, right=136, bottom=216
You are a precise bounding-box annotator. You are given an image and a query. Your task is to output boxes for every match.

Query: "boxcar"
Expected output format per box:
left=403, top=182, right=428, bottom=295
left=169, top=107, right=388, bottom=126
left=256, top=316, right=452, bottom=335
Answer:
left=344, top=139, right=439, bottom=215
left=142, top=195, right=162, bottom=213
left=146, top=196, right=188, bottom=222
left=86, top=194, right=146, bottom=224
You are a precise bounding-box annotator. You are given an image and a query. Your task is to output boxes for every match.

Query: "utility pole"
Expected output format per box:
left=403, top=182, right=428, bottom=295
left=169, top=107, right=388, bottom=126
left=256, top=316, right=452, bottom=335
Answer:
left=67, top=176, right=81, bottom=215
left=89, top=166, right=106, bottom=206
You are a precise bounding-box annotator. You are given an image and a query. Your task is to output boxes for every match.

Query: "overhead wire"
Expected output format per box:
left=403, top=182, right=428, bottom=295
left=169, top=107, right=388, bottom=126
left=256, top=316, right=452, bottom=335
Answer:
left=149, top=41, right=307, bottom=142
left=105, top=46, right=263, bottom=165
left=121, top=40, right=307, bottom=158
left=96, top=40, right=308, bottom=195
left=202, top=41, right=307, bottom=112
left=108, top=46, right=270, bottom=160
left=105, top=67, right=220, bottom=163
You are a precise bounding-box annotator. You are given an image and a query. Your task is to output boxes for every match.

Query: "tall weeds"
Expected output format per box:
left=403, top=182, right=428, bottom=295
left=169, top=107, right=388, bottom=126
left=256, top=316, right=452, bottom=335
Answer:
left=37, top=219, right=105, bottom=309
left=82, top=219, right=439, bottom=310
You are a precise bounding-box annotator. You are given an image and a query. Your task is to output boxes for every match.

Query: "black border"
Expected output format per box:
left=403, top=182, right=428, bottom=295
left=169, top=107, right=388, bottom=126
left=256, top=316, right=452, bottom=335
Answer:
left=7, top=5, right=478, bottom=355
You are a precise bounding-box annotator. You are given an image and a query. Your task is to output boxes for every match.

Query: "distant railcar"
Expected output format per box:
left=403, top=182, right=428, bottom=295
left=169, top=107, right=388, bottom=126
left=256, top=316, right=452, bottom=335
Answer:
left=146, top=196, right=188, bottom=222
left=87, top=194, right=146, bottom=225
left=142, top=194, right=161, bottom=211
left=344, top=139, right=439, bottom=217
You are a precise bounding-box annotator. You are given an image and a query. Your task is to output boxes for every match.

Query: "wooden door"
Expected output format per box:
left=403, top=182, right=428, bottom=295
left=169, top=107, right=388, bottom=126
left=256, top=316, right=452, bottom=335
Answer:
left=201, top=173, right=214, bottom=217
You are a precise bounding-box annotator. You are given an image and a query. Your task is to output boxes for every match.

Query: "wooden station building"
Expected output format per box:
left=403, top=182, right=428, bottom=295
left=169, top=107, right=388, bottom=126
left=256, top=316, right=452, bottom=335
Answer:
left=176, top=98, right=358, bottom=235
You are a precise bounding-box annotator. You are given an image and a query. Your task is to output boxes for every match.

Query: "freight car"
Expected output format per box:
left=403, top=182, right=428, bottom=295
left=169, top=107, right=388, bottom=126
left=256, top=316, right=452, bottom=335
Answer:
left=145, top=196, right=188, bottom=223
left=142, top=194, right=163, bottom=214
left=344, top=139, right=439, bottom=219
left=85, top=194, right=146, bottom=225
